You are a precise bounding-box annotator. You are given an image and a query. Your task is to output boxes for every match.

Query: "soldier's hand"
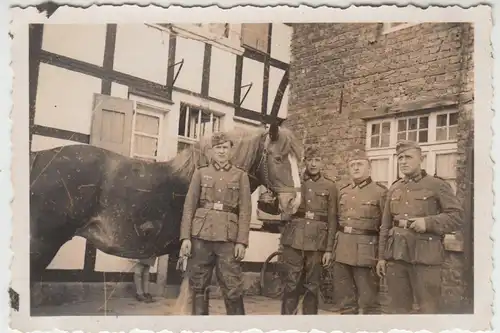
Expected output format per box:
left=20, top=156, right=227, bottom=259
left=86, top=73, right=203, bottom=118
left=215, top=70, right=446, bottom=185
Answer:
left=322, top=252, right=333, bottom=267
left=409, top=217, right=427, bottom=233
left=376, top=260, right=386, bottom=278
left=234, top=243, right=246, bottom=261
left=180, top=239, right=192, bottom=257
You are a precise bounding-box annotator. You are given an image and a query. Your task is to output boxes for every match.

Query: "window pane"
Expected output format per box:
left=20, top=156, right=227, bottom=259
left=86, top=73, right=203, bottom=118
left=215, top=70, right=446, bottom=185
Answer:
left=449, top=112, right=459, bottom=125
left=135, top=113, right=159, bottom=135
left=449, top=125, right=458, bottom=140
left=397, top=132, right=406, bottom=141
left=418, top=130, right=428, bottom=143
left=421, top=154, right=427, bottom=170
left=177, top=141, right=192, bottom=153
left=372, top=123, right=380, bottom=135
left=381, top=133, right=390, bottom=147
left=241, top=23, right=269, bottom=53
left=408, top=118, right=418, bottom=130
left=419, top=116, right=429, bottom=129
left=370, top=159, right=389, bottom=183
left=382, top=122, right=391, bottom=134
left=436, top=128, right=447, bottom=141
left=370, top=135, right=380, bottom=148
left=398, top=119, right=406, bottom=132
left=437, top=114, right=447, bottom=127
left=436, top=153, right=458, bottom=178
left=101, top=109, right=125, bottom=144
left=408, top=131, right=417, bottom=142
left=134, top=134, right=158, bottom=157
left=178, top=105, right=187, bottom=136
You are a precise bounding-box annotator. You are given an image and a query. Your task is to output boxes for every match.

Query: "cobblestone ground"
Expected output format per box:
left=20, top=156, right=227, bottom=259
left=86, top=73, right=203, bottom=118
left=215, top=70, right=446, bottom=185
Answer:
left=32, top=295, right=338, bottom=316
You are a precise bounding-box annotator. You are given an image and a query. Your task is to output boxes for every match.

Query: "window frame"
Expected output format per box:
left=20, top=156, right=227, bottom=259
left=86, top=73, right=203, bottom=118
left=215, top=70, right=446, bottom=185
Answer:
left=381, top=22, right=420, bottom=34
left=129, top=101, right=167, bottom=162
left=177, top=103, right=224, bottom=149
left=365, top=108, right=459, bottom=191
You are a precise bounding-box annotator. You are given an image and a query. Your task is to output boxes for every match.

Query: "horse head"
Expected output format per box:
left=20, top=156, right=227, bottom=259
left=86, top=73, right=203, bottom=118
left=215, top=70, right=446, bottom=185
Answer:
left=253, top=122, right=302, bottom=216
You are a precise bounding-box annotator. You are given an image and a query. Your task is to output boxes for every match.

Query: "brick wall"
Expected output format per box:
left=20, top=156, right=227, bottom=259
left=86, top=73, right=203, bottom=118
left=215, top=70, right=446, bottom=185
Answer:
left=285, top=23, right=474, bottom=313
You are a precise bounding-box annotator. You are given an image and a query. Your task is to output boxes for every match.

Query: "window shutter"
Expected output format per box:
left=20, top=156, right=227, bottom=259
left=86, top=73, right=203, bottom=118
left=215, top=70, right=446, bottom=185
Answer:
left=90, top=94, right=134, bottom=156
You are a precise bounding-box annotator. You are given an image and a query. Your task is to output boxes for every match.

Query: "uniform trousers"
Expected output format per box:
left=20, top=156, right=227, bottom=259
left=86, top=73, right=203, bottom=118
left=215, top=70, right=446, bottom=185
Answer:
left=333, top=262, right=379, bottom=314
left=281, top=245, right=323, bottom=315
left=188, top=238, right=245, bottom=315
left=380, top=260, right=441, bottom=314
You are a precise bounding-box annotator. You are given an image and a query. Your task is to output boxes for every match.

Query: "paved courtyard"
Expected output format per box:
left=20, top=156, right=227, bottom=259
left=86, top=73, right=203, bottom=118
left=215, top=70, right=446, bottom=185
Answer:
left=32, top=295, right=339, bottom=316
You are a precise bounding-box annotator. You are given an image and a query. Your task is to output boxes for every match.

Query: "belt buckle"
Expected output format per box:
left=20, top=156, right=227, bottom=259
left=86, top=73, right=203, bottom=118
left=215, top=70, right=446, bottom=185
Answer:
left=305, top=211, right=315, bottom=219
left=398, top=219, right=407, bottom=229
left=213, top=203, right=223, bottom=211
left=344, top=226, right=353, bottom=234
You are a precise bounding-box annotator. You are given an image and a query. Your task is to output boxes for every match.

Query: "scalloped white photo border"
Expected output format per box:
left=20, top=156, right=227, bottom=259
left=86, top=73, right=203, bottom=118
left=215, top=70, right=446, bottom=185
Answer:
left=3, top=2, right=498, bottom=333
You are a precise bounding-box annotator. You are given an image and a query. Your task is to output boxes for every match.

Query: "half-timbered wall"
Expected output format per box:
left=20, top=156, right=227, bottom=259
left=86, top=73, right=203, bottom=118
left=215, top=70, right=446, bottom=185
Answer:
left=29, top=23, right=292, bottom=282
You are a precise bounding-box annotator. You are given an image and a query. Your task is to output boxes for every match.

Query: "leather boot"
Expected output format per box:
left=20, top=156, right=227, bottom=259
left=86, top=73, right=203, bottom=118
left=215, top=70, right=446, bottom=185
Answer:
left=302, top=293, right=319, bottom=315
left=225, top=296, right=246, bottom=315
left=192, top=293, right=209, bottom=315
left=281, top=291, right=300, bottom=315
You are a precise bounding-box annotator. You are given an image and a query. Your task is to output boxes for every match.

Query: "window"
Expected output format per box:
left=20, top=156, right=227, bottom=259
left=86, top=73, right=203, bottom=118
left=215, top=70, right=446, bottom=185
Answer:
left=365, top=108, right=459, bottom=193
left=382, top=22, right=419, bottom=34
left=177, top=103, right=223, bottom=151
left=241, top=23, right=269, bottom=53
left=130, top=104, right=163, bottom=162
left=91, top=94, right=169, bottom=161
left=397, top=115, right=429, bottom=143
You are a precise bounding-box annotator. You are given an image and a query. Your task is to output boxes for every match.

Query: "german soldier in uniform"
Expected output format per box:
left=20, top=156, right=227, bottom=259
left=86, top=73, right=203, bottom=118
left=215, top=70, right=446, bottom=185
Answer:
left=376, top=140, right=464, bottom=314
left=281, top=145, right=337, bottom=315
left=179, top=132, right=252, bottom=315
left=333, top=145, right=387, bottom=314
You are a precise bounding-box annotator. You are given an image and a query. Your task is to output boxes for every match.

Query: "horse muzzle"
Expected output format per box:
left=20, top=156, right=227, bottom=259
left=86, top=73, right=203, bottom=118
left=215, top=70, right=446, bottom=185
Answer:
left=277, top=191, right=301, bottom=216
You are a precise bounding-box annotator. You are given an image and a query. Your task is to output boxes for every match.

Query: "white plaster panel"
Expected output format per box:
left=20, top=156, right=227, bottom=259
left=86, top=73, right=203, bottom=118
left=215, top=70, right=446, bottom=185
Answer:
left=270, top=23, right=292, bottom=63
left=240, top=57, right=264, bottom=112
left=42, top=24, right=106, bottom=66
left=110, top=82, right=129, bottom=99
left=174, top=36, right=205, bottom=93
left=243, top=231, right=280, bottom=262
left=31, top=135, right=86, bottom=152
left=113, top=24, right=170, bottom=84
left=277, top=85, right=290, bottom=119
left=94, top=250, right=158, bottom=273
left=209, top=46, right=236, bottom=103
left=267, top=67, right=286, bottom=114
left=35, top=64, right=102, bottom=135
left=46, top=236, right=86, bottom=270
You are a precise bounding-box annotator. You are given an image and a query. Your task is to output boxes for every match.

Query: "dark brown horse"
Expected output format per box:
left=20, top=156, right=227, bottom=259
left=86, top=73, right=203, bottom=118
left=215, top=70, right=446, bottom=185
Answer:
left=29, top=124, right=303, bottom=280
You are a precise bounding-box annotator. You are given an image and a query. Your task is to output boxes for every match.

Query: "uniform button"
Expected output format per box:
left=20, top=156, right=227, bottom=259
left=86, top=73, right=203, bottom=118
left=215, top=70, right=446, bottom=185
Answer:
left=407, top=190, right=410, bottom=193
left=352, top=196, right=356, bottom=199
left=349, top=208, right=353, bottom=210
left=406, top=201, right=409, bottom=204
left=404, top=213, right=408, bottom=216
left=309, top=189, right=312, bottom=192
left=348, top=218, right=351, bottom=220
left=218, top=189, right=222, bottom=192
left=217, top=201, right=221, bottom=203
left=307, top=200, right=311, bottom=203
left=307, top=222, right=310, bottom=225
left=220, top=178, right=223, bottom=181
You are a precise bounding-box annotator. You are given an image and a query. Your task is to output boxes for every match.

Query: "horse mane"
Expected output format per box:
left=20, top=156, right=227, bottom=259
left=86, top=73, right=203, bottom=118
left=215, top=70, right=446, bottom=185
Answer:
left=168, top=126, right=303, bottom=182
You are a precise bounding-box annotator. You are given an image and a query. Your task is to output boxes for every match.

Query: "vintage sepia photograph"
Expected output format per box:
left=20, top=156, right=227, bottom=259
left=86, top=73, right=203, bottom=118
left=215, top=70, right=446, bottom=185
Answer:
left=9, top=4, right=494, bottom=333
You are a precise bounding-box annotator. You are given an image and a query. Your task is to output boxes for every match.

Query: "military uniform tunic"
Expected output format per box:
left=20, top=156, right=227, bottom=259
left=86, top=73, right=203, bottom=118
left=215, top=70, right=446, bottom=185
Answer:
left=280, top=172, right=338, bottom=315
left=379, top=170, right=463, bottom=314
left=179, top=161, right=252, bottom=309
left=333, top=177, right=387, bottom=314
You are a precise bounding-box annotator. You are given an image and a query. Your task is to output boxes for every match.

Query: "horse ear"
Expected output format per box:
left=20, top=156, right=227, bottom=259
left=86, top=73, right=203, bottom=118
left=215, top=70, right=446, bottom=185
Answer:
left=269, top=122, right=280, bottom=141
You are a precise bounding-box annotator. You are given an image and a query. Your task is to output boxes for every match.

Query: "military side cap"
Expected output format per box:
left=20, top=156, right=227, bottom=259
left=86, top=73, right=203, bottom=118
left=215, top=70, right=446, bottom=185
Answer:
left=396, top=140, right=421, bottom=155
left=211, top=132, right=232, bottom=147
left=346, top=144, right=368, bottom=163
left=304, top=145, right=322, bottom=159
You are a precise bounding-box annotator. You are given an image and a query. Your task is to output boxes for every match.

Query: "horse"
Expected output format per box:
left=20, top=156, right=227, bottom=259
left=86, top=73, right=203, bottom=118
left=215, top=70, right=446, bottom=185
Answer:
left=29, top=123, right=303, bottom=281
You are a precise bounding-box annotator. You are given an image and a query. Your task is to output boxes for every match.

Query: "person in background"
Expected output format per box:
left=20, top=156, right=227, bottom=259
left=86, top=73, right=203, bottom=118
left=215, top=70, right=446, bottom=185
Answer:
left=376, top=140, right=464, bottom=314
left=280, top=145, right=337, bottom=315
left=133, top=257, right=157, bottom=303
left=333, top=145, right=387, bottom=314
left=179, top=132, right=252, bottom=316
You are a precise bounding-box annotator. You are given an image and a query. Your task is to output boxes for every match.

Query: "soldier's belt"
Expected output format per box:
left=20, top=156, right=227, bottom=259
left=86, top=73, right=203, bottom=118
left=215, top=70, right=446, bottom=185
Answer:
left=293, top=211, right=328, bottom=222
left=339, top=226, right=379, bottom=236
left=202, top=202, right=238, bottom=214
left=393, top=219, right=414, bottom=229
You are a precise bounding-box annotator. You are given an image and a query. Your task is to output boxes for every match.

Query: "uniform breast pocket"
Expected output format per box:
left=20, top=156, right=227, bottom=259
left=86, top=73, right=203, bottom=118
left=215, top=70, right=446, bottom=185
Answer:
left=413, top=189, right=437, bottom=216
left=315, top=190, right=329, bottom=210
left=225, top=182, right=240, bottom=206
left=390, top=191, right=402, bottom=216
left=361, top=200, right=379, bottom=218
left=200, top=180, right=214, bottom=201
